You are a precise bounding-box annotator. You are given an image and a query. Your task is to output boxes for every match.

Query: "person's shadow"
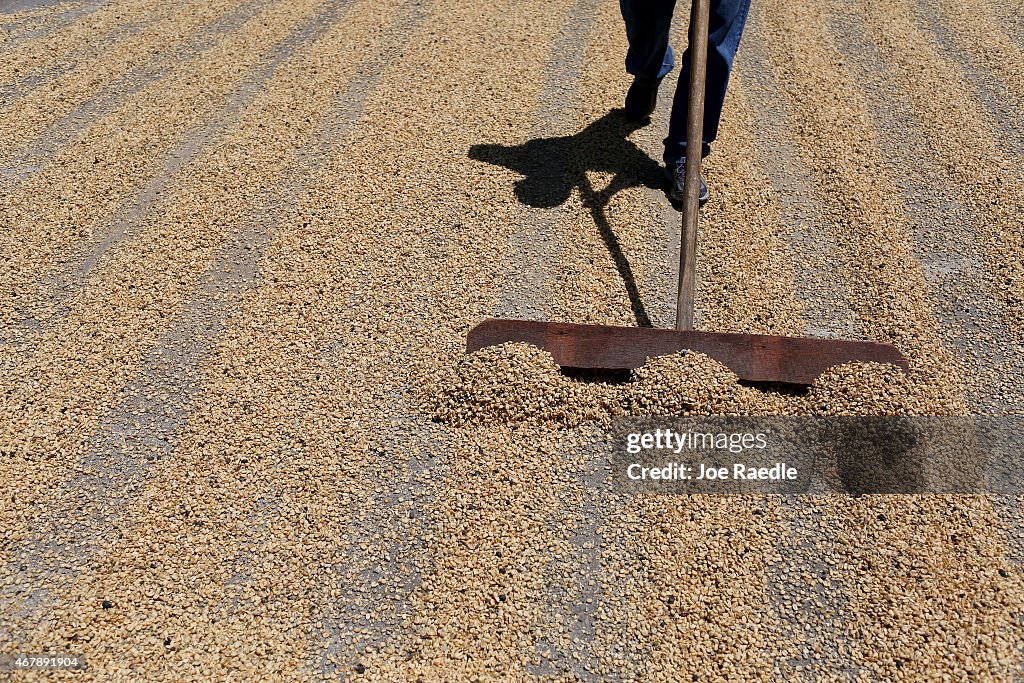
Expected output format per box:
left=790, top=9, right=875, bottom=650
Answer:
left=469, top=110, right=668, bottom=328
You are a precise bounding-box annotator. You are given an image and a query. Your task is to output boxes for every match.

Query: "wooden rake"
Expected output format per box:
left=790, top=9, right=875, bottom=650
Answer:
left=466, top=0, right=907, bottom=385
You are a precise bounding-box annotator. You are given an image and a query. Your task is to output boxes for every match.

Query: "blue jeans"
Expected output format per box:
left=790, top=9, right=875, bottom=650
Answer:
left=620, top=0, right=751, bottom=165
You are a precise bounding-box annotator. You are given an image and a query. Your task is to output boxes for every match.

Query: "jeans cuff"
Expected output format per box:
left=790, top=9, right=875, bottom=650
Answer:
left=664, top=141, right=712, bottom=166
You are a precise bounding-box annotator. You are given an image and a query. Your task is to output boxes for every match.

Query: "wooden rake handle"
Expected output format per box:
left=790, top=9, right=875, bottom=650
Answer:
left=675, top=0, right=711, bottom=331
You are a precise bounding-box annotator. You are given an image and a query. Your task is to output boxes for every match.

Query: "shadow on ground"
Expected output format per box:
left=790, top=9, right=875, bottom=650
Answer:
left=469, top=109, right=670, bottom=328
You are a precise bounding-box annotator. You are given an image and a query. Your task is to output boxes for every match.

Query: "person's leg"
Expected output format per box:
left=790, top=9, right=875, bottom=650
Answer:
left=662, top=0, right=752, bottom=165
left=620, top=0, right=678, bottom=120
left=620, top=0, right=678, bottom=82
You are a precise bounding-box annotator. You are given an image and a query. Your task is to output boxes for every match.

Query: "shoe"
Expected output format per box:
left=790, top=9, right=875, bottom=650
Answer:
left=665, top=161, right=709, bottom=205
left=624, top=77, right=661, bottom=122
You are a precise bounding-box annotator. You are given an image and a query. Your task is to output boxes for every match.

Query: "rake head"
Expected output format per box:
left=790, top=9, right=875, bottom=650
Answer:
left=466, top=319, right=909, bottom=386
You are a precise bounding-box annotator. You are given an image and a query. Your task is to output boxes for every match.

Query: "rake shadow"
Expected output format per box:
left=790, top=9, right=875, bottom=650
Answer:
left=469, top=109, right=668, bottom=329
